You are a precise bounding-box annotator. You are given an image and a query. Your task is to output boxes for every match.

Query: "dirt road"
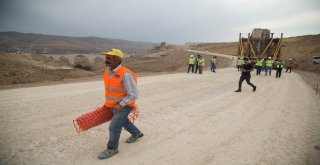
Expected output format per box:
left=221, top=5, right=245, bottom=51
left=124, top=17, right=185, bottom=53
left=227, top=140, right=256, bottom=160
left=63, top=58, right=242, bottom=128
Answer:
left=188, top=50, right=235, bottom=59
left=1, top=67, right=320, bottom=165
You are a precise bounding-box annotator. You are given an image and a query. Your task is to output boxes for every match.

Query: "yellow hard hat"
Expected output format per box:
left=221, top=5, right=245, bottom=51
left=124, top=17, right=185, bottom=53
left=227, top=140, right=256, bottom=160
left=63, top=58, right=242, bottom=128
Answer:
left=101, top=48, right=123, bottom=58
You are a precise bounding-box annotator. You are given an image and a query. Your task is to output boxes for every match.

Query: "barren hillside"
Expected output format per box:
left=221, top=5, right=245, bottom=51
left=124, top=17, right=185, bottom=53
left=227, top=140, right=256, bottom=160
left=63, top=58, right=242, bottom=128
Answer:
left=0, top=32, right=153, bottom=54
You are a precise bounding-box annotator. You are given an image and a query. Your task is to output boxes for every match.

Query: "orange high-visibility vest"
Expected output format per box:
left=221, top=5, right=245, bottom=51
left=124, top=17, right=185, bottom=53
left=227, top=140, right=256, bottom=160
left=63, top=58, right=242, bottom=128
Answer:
left=104, top=66, right=137, bottom=108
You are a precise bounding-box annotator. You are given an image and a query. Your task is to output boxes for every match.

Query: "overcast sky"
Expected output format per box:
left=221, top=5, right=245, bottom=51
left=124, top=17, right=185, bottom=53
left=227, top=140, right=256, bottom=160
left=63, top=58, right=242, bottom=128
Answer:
left=0, top=0, right=319, bottom=44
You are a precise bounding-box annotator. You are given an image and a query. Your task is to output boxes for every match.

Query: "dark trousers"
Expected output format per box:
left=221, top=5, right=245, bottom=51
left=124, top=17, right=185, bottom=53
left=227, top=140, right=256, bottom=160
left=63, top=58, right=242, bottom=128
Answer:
left=237, top=65, right=242, bottom=71
left=187, top=64, right=194, bottom=73
left=276, top=68, right=283, bottom=78
left=211, top=63, right=216, bottom=72
left=198, top=66, right=203, bottom=74
left=256, top=66, right=262, bottom=75
left=238, top=75, right=255, bottom=90
left=286, top=67, right=292, bottom=73
left=195, top=64, right=199, bottom=73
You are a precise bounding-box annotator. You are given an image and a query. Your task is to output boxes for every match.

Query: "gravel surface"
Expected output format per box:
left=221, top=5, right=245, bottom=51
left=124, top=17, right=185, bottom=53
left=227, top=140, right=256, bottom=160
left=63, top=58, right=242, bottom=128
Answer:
left=1, top=67, right=320, bottom=165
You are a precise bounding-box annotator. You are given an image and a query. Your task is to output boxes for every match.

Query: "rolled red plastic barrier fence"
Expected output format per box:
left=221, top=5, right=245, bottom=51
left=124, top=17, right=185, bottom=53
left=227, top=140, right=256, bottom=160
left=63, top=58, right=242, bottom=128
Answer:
left=73, top=106, right=140, bottom=133
left=73, top=106, right=113, bottom=133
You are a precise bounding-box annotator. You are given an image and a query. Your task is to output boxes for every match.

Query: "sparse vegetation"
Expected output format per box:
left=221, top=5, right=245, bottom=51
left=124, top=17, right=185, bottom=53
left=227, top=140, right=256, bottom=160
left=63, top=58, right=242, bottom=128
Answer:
left=74, top=64, right=92, bottom=71
left=74, top=64, right=83, bottom=69
left=82, top=65, right=92, bottom=71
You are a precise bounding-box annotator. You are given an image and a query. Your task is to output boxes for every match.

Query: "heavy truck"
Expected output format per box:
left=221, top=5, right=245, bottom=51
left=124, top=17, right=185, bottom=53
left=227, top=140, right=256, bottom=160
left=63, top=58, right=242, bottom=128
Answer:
left=237, top=28, right=283, bottom=63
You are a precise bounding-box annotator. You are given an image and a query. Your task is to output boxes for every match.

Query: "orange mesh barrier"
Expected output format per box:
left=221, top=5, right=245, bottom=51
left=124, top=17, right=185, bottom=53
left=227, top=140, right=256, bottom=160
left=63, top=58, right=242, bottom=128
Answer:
left=129, top=106, right=140, bottom=123
left=73, top=106, right=140, bottom=133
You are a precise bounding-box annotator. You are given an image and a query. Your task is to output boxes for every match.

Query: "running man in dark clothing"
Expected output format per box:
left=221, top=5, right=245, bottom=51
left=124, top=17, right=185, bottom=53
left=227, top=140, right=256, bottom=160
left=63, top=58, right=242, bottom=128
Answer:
left=234, top=57, right=257, bottom=92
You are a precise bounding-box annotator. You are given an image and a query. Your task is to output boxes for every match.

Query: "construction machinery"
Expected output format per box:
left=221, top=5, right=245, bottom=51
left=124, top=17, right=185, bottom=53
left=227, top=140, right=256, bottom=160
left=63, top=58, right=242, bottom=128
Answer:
left=237, top=28, right=283, bottom=61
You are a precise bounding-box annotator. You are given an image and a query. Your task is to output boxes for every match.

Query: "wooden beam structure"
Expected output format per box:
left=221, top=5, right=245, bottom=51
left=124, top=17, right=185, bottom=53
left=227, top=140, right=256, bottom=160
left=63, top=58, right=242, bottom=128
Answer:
left=237, top=29, right=283, bottom=60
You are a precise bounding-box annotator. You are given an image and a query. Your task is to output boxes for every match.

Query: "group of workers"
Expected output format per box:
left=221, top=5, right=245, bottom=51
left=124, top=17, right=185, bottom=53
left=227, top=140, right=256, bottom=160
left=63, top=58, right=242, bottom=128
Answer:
left=186, top=54, right=294, bottom=93
left=187, top=54, right=205, bottom=74
left=236, top=56, right=294, bottom=78
left=187, top=54, right=217, bottom=74
left=234, top=56, right=294, bottom=92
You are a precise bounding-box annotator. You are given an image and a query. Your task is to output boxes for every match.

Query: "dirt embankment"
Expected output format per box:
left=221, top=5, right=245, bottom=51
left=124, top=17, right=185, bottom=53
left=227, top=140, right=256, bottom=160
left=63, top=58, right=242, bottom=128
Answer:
left=295, top=70, right=320, bottom=93
left=0, top=49, right=233, bottom=88
left=281, top=35, right=320, bottom=73
left=189, top=42, right=239, bottom=55
left=0, top=53, right=95, bottom=85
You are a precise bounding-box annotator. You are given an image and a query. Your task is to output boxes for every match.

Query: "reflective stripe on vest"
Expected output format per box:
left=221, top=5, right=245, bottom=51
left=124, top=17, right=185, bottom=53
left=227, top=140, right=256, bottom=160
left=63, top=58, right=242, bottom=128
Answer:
left=104, top=66, right=137, bottom=108
left=276, top=62, right=284, bottom=68
left=105, top=87, right=127, bottom=92
left=105, top=96, right=123, bottom=101
left=277, top=64, right=284, bottom=68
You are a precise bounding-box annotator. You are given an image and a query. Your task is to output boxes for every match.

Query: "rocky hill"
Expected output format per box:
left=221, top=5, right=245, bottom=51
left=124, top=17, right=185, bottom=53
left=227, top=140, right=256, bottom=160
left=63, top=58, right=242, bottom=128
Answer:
left=0, top=31, right=154, bottom=54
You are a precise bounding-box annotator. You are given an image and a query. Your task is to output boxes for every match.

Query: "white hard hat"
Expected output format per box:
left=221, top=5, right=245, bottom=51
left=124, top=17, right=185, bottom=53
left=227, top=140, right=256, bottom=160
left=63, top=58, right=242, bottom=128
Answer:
left=268, top=57, right=272, bottom=59
left=190, top=54, right=194, bottom=57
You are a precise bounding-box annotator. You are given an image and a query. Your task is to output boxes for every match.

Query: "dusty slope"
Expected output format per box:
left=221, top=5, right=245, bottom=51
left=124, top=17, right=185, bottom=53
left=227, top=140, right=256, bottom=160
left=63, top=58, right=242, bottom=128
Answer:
left=0, top=67, right=320, bottom=165
left=0, top=31, right=153, bottom=54
left=0, top=50, right=233, bottom=87
left=0, top=53, right=95, bottom=85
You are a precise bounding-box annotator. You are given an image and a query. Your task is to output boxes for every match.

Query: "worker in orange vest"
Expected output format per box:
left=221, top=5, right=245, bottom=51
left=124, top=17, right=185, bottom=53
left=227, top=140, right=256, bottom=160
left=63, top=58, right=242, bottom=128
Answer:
left=286, top=58, right=294, bottom=73
left=98, top=48, right=143, bottom=159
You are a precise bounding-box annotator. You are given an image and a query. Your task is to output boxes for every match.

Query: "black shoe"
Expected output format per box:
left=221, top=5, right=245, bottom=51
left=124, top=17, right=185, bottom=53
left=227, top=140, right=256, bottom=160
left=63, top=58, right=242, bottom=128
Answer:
left=126, top=133, right=144, bottom=143
left=97, top=149, right=119, bottom=159
left=234, top=90, right=241, bottom=92
left=253, top=86, right=256, bottom=92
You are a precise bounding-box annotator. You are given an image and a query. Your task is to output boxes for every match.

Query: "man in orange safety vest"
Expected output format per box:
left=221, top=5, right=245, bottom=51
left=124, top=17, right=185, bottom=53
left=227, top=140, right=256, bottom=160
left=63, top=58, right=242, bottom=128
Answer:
left=97, top=48, right=143, bottom=159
